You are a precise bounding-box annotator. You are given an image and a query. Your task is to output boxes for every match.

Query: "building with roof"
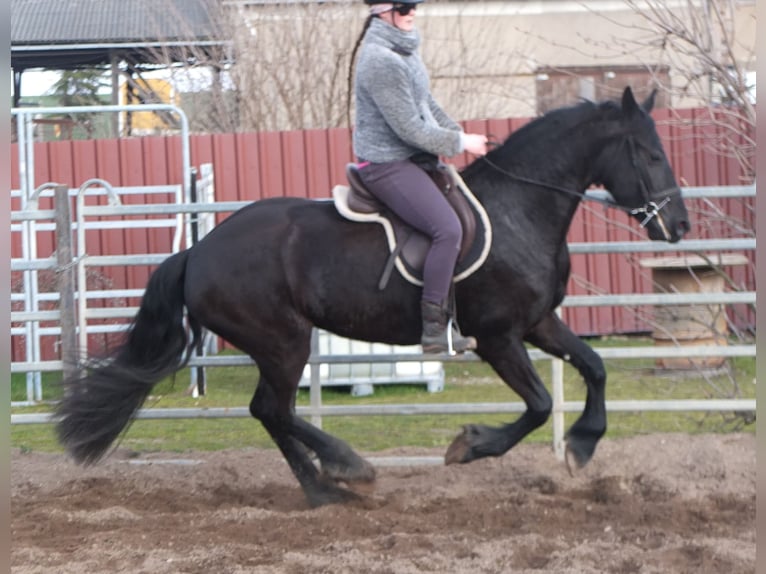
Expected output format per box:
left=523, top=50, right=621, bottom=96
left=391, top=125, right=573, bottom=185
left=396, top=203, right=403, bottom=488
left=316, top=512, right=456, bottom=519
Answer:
left=11, top=0, right=755, bottom=133
left=11, top=0, right=230, bottom=111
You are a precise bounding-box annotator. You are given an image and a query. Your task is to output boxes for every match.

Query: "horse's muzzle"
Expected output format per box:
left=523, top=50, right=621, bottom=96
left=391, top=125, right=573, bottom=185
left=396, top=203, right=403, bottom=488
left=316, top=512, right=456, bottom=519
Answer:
left=646, top=211, right=690, bottom=243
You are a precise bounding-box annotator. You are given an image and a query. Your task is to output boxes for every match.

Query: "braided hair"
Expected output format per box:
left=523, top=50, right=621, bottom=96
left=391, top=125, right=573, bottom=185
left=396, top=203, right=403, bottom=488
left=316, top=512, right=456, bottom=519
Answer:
left=346, top=15, right=376, bottom=129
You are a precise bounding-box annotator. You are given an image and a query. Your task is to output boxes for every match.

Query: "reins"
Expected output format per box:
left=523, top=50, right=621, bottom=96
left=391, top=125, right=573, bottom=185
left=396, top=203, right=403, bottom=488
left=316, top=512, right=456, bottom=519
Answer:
left=479, top=152, right=618, bottom=208
left=479, top=137, right=679, bottom=235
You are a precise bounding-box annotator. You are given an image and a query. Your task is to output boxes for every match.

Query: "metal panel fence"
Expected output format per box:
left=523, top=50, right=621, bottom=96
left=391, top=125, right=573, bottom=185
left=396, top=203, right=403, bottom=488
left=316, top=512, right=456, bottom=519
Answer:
left=11, top=104, right=195, bottom=399
left=11, top=107, right=757, bottom=346
left=10, top=184, right=756, bottom=460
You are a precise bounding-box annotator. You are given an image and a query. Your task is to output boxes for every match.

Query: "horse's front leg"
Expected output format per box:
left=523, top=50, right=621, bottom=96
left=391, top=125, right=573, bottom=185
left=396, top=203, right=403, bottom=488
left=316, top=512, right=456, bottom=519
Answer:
left=525, top=311, right=607, bottom=467
left=445, top=333, right=553, bottom=464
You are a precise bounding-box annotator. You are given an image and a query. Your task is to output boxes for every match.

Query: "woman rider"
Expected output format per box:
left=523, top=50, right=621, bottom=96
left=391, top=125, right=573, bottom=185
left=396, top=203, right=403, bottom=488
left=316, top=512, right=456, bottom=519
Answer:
left=350, top=0, right=488, bottom=354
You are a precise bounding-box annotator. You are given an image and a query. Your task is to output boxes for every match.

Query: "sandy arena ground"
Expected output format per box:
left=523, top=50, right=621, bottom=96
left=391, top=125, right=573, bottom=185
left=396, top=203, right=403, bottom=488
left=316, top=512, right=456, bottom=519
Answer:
left=11, top=433, right=755, bottom=573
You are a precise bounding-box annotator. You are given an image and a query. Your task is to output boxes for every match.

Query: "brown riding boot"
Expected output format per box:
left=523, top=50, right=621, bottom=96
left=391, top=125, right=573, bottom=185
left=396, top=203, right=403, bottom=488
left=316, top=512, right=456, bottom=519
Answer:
left=420, top=300, right=477, bottom=355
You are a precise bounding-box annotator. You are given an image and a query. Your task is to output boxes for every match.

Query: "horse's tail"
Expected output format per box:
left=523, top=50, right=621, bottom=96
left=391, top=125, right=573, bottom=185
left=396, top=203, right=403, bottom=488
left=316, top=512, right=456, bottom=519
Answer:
left=55, top=249, right=201, bottom=464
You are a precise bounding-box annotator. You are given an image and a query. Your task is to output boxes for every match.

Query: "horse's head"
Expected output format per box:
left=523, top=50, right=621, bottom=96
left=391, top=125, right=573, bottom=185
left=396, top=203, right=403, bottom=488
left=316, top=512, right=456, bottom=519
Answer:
left=594, top=87, right=690, bottom=243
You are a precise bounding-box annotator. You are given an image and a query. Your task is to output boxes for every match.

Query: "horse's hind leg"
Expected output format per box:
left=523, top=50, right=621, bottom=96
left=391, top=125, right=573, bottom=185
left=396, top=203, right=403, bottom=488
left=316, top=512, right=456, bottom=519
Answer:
left=290, top=417, right=376, bottom=485
left=249, top=370, right=360, bottom=507
left=525, top=312, right=606, bottom=467
left=249, top=346, right=374, bottom=507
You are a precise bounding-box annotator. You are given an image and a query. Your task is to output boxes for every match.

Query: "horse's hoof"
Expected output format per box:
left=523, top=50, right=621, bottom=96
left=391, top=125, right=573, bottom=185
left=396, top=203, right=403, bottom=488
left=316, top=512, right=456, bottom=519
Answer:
left=444, top=426, right=473, bottom=465
left=305, top=480, right=363, bottom=508
left=321, top=458, right=377, bottom=484
left=564, top=433, right=599, bottom=471
left=345, top=478, right=377, bottom=496
left=320, top=460, right=377, bottom=497
left=564, top=444, right=576, bottom=477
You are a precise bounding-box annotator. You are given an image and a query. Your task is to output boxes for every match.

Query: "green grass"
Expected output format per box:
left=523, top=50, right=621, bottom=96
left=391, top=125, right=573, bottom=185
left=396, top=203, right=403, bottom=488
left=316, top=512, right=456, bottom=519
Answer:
left=10, top=337, right=756, bottom=455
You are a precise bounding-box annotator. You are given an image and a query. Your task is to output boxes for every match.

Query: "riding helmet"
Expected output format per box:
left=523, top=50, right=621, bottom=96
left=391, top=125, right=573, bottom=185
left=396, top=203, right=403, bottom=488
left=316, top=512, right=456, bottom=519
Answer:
left=364, top=0, right=424, bottom=4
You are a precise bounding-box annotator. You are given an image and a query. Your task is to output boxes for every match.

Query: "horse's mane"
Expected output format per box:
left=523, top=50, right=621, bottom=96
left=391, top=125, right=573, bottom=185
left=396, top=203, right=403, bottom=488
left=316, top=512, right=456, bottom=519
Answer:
left=462, top=98, right=622, bottom=178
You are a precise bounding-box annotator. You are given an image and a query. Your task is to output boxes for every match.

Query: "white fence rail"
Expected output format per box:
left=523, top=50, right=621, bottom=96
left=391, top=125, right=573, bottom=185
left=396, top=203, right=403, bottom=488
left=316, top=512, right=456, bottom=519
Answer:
left=10, top=184, right=756, bottom=459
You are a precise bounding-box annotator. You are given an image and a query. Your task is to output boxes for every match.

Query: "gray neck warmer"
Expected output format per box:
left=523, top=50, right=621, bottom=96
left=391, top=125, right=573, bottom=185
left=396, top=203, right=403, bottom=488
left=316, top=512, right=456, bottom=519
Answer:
left=366, top=16, right=420, bottom=55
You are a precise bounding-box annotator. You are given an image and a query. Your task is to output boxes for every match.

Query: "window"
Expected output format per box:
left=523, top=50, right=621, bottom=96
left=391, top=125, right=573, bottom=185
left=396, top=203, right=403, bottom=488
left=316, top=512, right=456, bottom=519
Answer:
left=535, top=66, right=670, bottom=114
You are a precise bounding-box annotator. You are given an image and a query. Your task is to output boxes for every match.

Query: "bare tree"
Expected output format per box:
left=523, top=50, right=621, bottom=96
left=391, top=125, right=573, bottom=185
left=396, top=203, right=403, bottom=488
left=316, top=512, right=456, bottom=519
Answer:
left=596, top=0, right=756, bottom=180
left=150, top=2, right=535, bottom=132
left=223, top=2, right=359, bottom=131
left=139, top=2, right=359, bottom=133
left=136, top=0, right=756, bottom=182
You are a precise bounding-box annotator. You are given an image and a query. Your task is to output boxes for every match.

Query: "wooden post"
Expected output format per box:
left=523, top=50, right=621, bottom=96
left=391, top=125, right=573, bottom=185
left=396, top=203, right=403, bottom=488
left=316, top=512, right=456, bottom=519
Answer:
left=54, top=185, right=79, bottom=380
left=110, top=53, right=120, bottom=137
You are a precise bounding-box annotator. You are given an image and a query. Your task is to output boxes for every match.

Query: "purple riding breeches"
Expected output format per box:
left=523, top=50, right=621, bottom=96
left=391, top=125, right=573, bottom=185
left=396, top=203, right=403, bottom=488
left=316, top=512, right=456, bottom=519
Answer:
left=357, top=159, right=462, bottom=305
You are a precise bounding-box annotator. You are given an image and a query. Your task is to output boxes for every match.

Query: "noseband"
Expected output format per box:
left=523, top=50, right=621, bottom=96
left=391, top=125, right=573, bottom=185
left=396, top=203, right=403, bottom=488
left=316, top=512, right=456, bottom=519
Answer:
left=480, top=136, right=679, bottom=240
left=623, top=137, right=678, bottom=239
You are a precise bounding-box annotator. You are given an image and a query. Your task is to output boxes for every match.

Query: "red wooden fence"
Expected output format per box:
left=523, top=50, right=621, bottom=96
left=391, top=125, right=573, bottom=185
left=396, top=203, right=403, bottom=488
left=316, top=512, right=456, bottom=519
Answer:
left=11, top=108, right=755, bottom=361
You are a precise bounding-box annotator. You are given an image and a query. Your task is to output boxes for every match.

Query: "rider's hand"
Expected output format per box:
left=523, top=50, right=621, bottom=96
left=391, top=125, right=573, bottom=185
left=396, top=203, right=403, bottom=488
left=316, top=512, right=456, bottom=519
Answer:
left=462, top=133, right=488, bottom=156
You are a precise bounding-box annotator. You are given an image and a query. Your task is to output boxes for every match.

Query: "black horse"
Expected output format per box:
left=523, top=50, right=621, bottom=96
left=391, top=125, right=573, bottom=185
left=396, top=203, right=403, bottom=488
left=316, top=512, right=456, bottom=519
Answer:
left=56, top=87, right=690, bottom=507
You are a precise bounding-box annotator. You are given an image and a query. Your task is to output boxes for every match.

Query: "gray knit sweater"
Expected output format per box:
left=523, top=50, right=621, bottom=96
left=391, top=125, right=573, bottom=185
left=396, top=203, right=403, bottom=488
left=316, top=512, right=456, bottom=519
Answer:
left=353, top=17, right=463, bottom=163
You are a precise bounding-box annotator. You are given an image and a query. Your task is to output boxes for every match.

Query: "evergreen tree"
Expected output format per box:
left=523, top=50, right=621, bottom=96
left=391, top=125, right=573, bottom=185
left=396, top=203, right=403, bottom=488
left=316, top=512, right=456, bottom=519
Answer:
left=49, top=69, right=109, bottom=138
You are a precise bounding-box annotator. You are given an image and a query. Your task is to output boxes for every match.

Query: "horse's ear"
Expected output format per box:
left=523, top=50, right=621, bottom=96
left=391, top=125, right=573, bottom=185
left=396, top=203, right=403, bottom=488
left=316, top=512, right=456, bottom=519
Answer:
left=641, top=89, right=658, bottom=113
left=621, top=86, right=640, bottom=117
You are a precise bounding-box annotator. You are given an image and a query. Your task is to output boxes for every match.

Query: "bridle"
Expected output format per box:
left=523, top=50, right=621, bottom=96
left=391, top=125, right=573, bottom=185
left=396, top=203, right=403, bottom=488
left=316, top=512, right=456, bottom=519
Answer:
left=623, top=136, right=677, bottom=239
left=480, top=135, right=680, bottom=239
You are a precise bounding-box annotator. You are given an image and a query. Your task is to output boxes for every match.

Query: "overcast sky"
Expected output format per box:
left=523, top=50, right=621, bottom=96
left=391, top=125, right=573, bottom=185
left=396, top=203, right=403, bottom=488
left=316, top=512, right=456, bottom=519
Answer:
left=15, top=70, right=61, bottom=97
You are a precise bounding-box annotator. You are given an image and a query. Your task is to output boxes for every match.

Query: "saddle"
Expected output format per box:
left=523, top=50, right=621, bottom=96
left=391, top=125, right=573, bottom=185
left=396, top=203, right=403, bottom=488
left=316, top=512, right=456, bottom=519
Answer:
left=332, top=161, right=492, bottom=290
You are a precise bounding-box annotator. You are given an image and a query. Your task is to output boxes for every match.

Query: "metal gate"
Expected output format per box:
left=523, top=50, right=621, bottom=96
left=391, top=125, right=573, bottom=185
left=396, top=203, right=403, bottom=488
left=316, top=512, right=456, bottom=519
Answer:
left=11, top=104, right=196, bottom=404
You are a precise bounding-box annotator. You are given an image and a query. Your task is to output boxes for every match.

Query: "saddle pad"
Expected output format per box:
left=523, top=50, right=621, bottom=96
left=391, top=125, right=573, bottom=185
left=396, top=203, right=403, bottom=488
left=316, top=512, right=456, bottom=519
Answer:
left=332, top=167, right=492, bottom=287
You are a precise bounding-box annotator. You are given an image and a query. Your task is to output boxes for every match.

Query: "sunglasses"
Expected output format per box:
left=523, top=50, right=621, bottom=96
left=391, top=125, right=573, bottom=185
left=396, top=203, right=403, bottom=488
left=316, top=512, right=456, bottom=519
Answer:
left=391, top=3, right=417, bottom=16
